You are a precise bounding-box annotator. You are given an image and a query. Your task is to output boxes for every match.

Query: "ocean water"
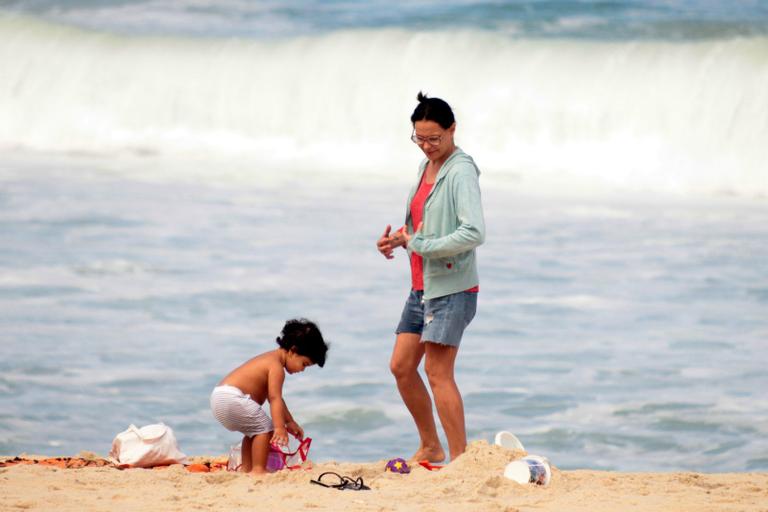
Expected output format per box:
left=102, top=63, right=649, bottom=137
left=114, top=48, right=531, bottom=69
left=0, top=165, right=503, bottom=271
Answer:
left=1, top=1, right=767, bottom=472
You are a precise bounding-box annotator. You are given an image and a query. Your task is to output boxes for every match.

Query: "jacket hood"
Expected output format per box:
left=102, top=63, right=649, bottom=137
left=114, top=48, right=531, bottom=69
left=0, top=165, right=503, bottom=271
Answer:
left=420, top=147, right=480, bottom=182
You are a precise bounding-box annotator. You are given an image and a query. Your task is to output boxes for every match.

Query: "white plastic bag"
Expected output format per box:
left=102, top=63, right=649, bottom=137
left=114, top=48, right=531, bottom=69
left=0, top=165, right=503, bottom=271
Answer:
left=109, top=423, right=188, bottom=468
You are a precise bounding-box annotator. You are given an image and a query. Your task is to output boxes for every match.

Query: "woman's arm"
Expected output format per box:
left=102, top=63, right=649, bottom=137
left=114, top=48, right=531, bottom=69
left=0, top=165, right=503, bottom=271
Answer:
left=408, top=168, right=485, bottom=258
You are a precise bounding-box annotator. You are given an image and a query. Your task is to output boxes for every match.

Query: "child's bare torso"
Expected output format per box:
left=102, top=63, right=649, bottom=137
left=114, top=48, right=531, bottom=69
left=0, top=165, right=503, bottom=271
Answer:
left=219, top=350, right=283, bottom=405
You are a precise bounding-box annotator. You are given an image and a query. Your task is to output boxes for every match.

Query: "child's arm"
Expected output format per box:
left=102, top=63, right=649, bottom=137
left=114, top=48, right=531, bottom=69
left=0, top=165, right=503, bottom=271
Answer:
left=266, top=362, right=289, bottom=446
left=281, top=399, right=295, bottom=424
left=282, top=400, right=304, bottom=439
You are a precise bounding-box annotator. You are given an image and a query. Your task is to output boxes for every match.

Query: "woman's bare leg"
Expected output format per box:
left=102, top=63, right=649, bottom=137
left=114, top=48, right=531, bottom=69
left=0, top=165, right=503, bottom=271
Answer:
left=390, top=332, right=445, bottom=462
left=424, top=342, right=466, bottom=461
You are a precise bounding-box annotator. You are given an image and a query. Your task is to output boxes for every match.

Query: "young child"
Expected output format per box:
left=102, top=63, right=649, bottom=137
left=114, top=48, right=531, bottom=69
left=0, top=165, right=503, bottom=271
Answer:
left=210, top=318, right=328, bottom=474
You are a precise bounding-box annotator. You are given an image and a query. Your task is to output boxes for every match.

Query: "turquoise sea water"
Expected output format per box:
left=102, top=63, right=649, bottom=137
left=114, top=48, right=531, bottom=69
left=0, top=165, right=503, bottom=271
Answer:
left=1, top=158, right=766, bottom=471
left=1, top=1, right=767, bottom=471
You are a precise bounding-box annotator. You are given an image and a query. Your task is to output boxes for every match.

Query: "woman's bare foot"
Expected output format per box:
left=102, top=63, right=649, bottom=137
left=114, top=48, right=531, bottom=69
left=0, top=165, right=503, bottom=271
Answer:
left=411, top=445, right=445, bottom=463
left=248, top=467, right=268, bottom=476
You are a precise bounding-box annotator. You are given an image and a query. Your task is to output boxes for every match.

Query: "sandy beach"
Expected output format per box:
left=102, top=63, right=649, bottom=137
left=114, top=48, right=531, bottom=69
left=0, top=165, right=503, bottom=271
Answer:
left=2, top=441, right=766, bottom=512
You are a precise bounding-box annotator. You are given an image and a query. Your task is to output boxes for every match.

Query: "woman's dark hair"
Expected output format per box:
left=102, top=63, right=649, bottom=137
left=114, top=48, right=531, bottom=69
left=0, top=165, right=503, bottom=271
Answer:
left=276, top=318, right=328, bottom=367
left=410, top=91, right=455, bottom=129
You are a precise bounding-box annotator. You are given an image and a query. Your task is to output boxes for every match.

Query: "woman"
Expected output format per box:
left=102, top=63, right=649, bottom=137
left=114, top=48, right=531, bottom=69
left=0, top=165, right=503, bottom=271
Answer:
left=377, top=92, right=485, bottom=463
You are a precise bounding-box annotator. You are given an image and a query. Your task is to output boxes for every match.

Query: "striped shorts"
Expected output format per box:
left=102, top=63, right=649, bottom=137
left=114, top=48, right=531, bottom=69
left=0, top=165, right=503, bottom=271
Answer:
left=210, top=385, right=274, bottom=437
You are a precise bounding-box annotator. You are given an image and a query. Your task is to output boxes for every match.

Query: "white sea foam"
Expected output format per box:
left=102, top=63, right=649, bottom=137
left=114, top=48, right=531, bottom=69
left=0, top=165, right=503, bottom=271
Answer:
left=1, top=14, right=767, bottom=197
left=516, top=294, right=621, bottom=310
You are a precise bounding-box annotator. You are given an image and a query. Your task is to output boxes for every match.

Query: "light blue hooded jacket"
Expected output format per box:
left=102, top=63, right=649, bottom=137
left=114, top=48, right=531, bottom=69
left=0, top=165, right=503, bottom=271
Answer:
left=406, top=147, right=485, bottom=300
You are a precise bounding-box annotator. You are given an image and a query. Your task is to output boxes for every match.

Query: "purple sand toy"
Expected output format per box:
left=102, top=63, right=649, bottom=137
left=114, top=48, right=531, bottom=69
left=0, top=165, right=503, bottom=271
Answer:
left=385, top=457, right=411, bottom=474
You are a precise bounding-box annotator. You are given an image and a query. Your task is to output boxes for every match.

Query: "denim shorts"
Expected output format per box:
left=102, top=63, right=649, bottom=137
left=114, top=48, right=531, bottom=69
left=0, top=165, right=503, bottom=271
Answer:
left=396, top=289, right=477, bottom=347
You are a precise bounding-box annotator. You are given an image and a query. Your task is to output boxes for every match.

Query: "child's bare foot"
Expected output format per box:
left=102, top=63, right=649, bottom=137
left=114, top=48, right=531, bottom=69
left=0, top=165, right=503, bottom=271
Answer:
left=411, top=445, right=445, bottom=464
left=248, top=467, right=268, bottom=476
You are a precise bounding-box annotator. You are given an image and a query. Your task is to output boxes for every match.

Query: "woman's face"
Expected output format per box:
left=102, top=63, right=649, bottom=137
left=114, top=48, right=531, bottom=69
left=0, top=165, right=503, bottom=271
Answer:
left=412, top=120, right=455, bottom=162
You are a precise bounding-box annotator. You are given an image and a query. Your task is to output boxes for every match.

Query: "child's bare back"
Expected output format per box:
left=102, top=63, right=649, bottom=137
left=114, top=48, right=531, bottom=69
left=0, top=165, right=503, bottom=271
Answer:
left=219, top=350, right=283, bottom=405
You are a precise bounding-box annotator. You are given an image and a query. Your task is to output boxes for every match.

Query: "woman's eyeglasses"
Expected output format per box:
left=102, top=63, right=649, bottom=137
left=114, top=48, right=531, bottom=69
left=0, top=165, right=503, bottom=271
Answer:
left=411, top=131, right=442, bottom=147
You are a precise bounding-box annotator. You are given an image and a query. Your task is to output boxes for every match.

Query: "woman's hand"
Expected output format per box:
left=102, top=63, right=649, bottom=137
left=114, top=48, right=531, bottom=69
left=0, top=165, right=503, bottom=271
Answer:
left=378, top=225, right=414, bottom=259
left=398, top=222, right=421, bottom=247
left=271, top=427, right=289, bottom=447
left=285, top=420, right=304, bottom=440
left=377, top=225, right=397, bottom=259
left=388, top=226, right=408, bottom=249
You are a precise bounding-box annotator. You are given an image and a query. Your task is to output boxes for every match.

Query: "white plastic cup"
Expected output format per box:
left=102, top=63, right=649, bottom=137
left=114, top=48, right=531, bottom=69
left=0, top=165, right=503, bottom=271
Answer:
left=494, top=431, right=525, bottom=451
left=503, top=455, right=552, bottom=486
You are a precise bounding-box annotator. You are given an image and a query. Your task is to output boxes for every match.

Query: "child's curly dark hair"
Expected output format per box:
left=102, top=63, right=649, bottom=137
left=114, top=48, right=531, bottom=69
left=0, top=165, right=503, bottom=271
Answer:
left=276, top=318, right=328, bottom=367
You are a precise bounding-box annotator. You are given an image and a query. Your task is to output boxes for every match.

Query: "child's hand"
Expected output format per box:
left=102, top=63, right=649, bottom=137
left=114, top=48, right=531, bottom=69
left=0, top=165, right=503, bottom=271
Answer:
left=286, top=420, right=304, bottom=440
left=271, top=427, right=289, bottom=447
